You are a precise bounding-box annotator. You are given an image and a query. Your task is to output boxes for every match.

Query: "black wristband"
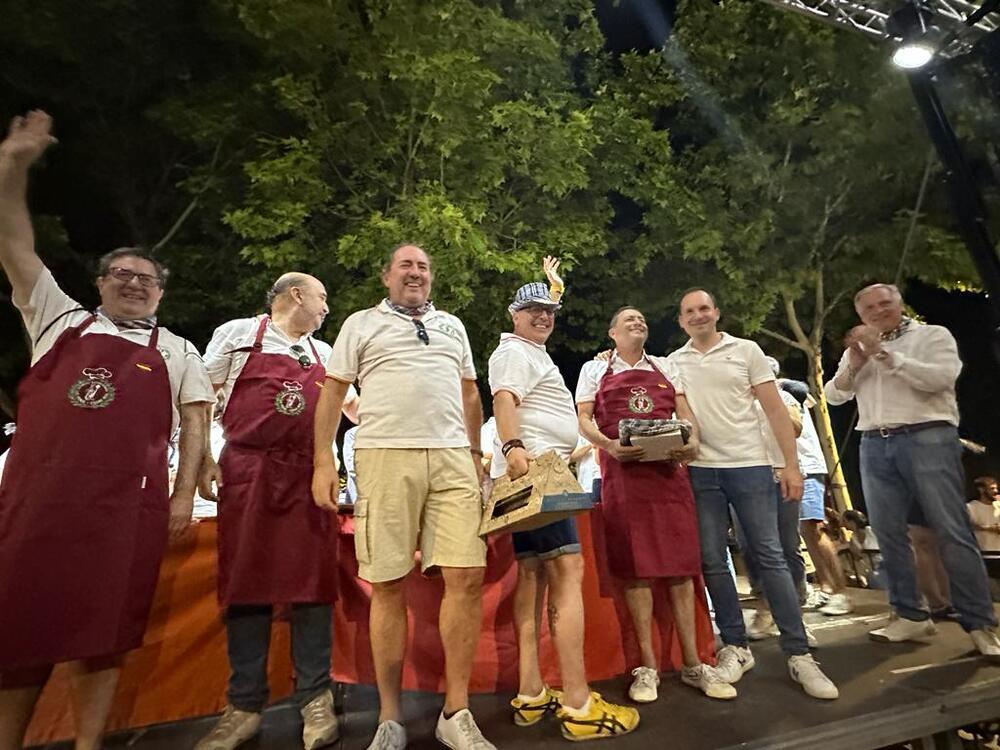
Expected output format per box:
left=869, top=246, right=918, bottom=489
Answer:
left=501, top=439, right=525, bottom=457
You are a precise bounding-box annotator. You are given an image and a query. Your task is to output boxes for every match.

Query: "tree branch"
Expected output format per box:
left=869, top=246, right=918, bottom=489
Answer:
left=759, top=326, right=809, bottom=352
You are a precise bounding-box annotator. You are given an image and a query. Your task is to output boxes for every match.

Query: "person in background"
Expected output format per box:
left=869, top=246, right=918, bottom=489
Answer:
left=968, top=477, right=1000, bottom=553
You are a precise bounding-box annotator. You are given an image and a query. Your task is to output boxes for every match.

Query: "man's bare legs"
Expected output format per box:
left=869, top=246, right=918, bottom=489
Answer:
left=369, top=577, right=408, bottom=723
left=667, top=578, right=701, bottom=668
left=910, top=525, right=952, bottom=611
left=513, top=559, right=547, bottom=698
left=624, top=581, right=656, bottom=668
left=801, top=522, right=847, bottom=594
left=439, top=566, right=485, bottom=715
left=0, top=685, right=41, bottom=750
left=67, top=662, right=120, bottom=750
left=542, top=554, right=588, bottom=709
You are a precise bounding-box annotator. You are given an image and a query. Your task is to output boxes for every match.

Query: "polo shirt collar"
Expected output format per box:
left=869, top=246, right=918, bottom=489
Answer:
left=501, top=332, right=546, bottom=351
left=680, top=331, right=732, bottom=355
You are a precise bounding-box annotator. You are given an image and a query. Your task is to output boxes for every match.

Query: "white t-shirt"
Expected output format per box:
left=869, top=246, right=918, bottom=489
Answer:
left=795, top=397, right=828, bottom=475
left=487, top=333, right=579, bottom=479
left=757, top=388, right=800, bottom=469
left=203, top=316, right=357, bottom=414
left=824, top=323, right=961, bottom=431
left=968, top=501, right=1000, bottom=552
left=15, top=268, right=215, bottom=433
left=480, top=417, right=497, bottom=459
left=666, top=333, right=774, bottom=468
left=574, top=435, right=601, bottom=490
left=574, top=352, right=685, bottom=405
left=326, top=300, right=476, bottom=449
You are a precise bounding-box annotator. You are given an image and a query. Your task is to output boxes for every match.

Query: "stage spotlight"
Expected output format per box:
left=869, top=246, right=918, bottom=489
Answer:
left=892, top=42, right=936, bottom=68
left=887, top=2, right=941, bottom=69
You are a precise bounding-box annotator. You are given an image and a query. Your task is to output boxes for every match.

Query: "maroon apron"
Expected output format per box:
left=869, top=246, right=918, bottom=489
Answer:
left=217, top=316, right=338, bottom=606
left=0, top=316, right=171, bottom=669
left=593, top=356, right=701, bottom=580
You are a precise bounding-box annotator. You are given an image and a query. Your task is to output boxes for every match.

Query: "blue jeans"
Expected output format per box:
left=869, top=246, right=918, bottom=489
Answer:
left=226, top=603, right=333, bottom=712
left=738, top=483, right=806, bottom=602
left=860, top=425, right=996, bottom=631
left=690, top=465, right=809, bottom=656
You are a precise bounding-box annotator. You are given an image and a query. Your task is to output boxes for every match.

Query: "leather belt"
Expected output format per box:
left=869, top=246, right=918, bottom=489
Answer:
left=863, top=420, right=953, bottom=439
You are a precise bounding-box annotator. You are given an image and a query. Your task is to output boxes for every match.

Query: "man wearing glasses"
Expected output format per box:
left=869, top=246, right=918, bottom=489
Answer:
left=0, top=111, right=214, bottom=750
left=195, top=273, right=359, bottom=750
left=313, top=244, right=491, bottom=750
left=489, top=271, right=639, bottom=741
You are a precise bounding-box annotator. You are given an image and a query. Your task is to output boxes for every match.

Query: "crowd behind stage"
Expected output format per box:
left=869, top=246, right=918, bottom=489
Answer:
left=2, top=110, right=1000, bottom=750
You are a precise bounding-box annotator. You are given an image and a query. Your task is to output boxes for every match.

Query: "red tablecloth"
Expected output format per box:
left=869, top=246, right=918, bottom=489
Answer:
left=26, top=513, right=714, bottom=745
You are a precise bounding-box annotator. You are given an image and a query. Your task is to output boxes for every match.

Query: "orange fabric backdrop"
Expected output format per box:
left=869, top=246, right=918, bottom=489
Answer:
left=26, top=514, right=715, bottom=745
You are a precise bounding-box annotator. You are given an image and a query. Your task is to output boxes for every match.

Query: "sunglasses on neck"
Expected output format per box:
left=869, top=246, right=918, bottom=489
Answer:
left=412, top=319, right=429, bottom=346
left=289, top=344, right=312, bottom=369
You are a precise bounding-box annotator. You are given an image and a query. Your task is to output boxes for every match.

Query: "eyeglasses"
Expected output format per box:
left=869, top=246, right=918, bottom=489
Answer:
left=412, top=319, right=429, bottom=346
left=106, top=267, right=162, bottom=288
left=289, top=344, right=312, bottom=369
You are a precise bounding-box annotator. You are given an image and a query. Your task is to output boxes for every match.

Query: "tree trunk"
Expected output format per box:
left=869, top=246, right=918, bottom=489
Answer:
left=809, top=350, right=852, bottom=513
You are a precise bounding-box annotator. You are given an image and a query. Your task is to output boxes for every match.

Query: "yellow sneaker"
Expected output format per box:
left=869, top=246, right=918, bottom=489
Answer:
left=557, top=692, right=640, bottom=741
left=510, top=686, right=563, bottom=727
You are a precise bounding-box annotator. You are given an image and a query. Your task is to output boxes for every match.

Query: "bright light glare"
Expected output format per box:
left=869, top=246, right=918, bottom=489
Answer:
left=892, top=43, right=935, bottom=69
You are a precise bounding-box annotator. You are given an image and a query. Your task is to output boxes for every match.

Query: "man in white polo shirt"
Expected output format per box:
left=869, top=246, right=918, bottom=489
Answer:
left=312, top=244, right=492, bottom=750
left=825, top=282, right=999, bottom=659
left=489, top=278, right=638, bottom=742
left=666, top=288, right=838, bottom=700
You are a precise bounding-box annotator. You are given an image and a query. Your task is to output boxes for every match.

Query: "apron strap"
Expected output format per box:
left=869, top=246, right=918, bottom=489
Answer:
left=34, top=308, right=91, bottom=348
left=305, top=336, right=322, bottom=364
left=252, top=315, right=269, bottom=352
left=147, top=327, right=160, bottom=349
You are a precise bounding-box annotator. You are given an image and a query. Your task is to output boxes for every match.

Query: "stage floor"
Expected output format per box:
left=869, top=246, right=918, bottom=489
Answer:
left=28, top=590, right=1000, bottom=750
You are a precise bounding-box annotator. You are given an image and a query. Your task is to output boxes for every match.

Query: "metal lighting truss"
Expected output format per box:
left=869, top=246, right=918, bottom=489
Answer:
left=758, top=0, right=998, bottom=57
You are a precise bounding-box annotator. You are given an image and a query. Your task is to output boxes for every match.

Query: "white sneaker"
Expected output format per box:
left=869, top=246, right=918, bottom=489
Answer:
left=788, top=654, right=839, bottom=700
left=869, top=617, right=937, bottom=643
left=628, top=666, right=659, bottom=703
left=715, top=645, right=755, bottom=684
left=747, top=610, right=778, bottom=640
left=803, top=588, right=829, bottom=611
left=301, top=690, right=339, bottom=750
left=681, top=664, right=737, bottom=700
left=194, top=706, right=261, bottom=750
left=435, top=709, right=496, bottom=750
left=971, top=628, right=1000, bottom=662
left=366, top=720, right=407, bottom=750
left=819, top=593, right=854, bottom=616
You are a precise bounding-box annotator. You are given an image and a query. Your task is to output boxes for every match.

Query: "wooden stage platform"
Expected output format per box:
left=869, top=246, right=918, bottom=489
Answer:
left=28, top=590, right=1000, bottom=749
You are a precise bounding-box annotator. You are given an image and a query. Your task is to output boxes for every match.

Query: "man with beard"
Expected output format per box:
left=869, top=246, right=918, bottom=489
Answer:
left=825, top=282, right=999, bottom=658
left=312, top=244, right=492, bottom=750
left=0, top=111, right=213, bottom=750
left=490, top=269, right=639, bottom=741
left=194, top=274, right=359, bottom=750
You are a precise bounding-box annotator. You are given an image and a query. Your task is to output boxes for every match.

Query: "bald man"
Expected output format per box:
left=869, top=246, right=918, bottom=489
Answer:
left=196, top=274, right=358, bottom=750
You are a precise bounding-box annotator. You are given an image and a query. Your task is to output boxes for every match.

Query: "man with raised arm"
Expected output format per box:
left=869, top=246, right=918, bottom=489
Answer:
left=312, top=244, right=492, bottom=750
left=0, top=111, right=213, bottom=750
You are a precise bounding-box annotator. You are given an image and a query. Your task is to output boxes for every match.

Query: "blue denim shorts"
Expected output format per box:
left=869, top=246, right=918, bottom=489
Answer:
left=799, top=476, right=827, bottom=521
left=512, top=517, right=581, bottom=560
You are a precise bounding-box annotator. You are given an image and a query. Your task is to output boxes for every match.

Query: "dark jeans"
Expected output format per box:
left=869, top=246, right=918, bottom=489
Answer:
left=860, top=425, right=996, bottom=632
left=690, top=465, right=809, bottom=656
left=226, top=603, right=333, bottom=712
left=738, top=482, right=806, bottom=602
